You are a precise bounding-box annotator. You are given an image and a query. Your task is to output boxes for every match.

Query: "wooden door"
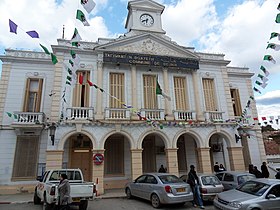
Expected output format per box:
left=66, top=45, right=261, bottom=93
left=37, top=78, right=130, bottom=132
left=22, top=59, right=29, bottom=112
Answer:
left=142, top=138, right=156, bottom=173
left=71, top=151, right=92, bottom=181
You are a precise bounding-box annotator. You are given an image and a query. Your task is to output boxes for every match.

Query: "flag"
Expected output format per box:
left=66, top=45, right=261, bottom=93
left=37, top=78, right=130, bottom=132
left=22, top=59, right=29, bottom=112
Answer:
left=276, top=13, right=280, bottom=23
left=255, top=81, right=262, bottom=86
left=70, top=50, right=81, bottom=65
left=266, top=43, right=280, bottom=51
left=262, top=117, right=266, bottom=121
left=253, top=87, right=261, bottom=94
left=6, top=112, right=12, bottom=117
left=26, top=30, right=39, bottom=38
left=69, top=59, right=74, bottom=67
left=9, top=19, right=17, bottom=34
left=270, top=32, right=280, bottom=40
left=79, top=74, right=84, bottom=85
left=156, top=79, right=162, bottom=95
left=276, top=119, right=279, bottom=125
left=257, top=74, right=268, bottom=83
left=250, top=96, right=255, bottom=100
left=67, top=76, right=72, bottom=81
left=278, top=3, right=280, bottom=11
left=51, top=53, right=58, bottom=64
left=67, top=68, right=72, bottom=75
left=66, top=81, right=71, bottom=85
left=81, top=0, right=96, bottom=14
left=87, top=79, right=94, bottom=86
left=76, top=10, right=90, bottom=26
left=261, top=83, right=268, bottom=89
left=263, top=55, right=276, bottom=64
left=253, top=117, right=258, bottom=121
left=260, top=66, right=270, bottom=77
left=270, top=116, right=275, bottom=120
left=72, top=42, right=80, bottom=47
left=71, top=28, right=82, bottom=43
left=13, top=113, right=18, bottom=119
left=40, top=44, right=50, bottom=55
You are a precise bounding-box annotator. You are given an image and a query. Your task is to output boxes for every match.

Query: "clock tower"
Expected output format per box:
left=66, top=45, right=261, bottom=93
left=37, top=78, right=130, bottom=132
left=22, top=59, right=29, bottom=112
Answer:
left=125, top=0, right=166, bottom=34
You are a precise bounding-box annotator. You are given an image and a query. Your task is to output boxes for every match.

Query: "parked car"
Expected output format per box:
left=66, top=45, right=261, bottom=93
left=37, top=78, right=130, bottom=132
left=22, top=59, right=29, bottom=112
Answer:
left=180, top=173, right=224, bottom=201
left=214, top=178, right=280, bottom=210
left=215, top=171, right=256, bottom=191
left=34, top=169, right=95, bottom=210
left=125, top=173, right=193, bottom=208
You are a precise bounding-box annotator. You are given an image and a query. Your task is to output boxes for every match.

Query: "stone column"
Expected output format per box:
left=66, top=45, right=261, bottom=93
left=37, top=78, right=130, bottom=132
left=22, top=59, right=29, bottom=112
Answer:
left=192, top=71, right=203, bottom=121
left=50, top=55, right=64, bottom=122
left=163, top=68, right=173, bottom=120
left=92, top=149, right=105, bottom=195
left=45, top=150, right=64, bottom=170
left=0, top=63, right=11, bottom=122
left=130, top=65, right=138, bottom=120
left=95, top=61, right=104, bottom=119
left=227, top=147, right=245, bottom=171
left=131, top=149, right=143, bottom=180
left=165, top=148, right=179, bottom=176
left=196, top=147, right=212, bottom=173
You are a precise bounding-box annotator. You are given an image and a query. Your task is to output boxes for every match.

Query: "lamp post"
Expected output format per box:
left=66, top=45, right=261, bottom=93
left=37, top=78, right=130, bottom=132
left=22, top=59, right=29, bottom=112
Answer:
left=49, top=122, right=56, bottom=145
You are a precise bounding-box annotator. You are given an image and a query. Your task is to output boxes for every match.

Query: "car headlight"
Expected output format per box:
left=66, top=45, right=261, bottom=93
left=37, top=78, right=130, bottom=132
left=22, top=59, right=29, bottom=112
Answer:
left=228, top=201, right=242, bottom=208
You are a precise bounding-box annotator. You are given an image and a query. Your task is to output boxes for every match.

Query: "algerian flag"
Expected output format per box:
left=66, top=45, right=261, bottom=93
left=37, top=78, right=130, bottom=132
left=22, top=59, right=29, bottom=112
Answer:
left=276, top=13, right=280, bottom=23
left=255, top=81, right=262, bottom=86
left=70, top=50, right=81, bottom=65
left=40, top=44, right=50, bottom=55
left=270, top=32, right=280, bottom=40
left=51, top=53, right=58, bottom=65
left=67, top=76, right=72, bottom=81
left=156, top=77, right=171, bottom=101
left=266, top=43, right=280, bottom=51
left=253, top=87, right=261, bottom=94
left=261, top=82, right=268, bottom=89
left=76, top=9, right=90, bottom=26
left=260, top=66, right=270, bottom=77
left=263, top=55, right=276, bottom=64
left=69, top=59, right=74, bottom=67
left=81, top=0, right=96, bottom=14
left=278, top=3, right=280, bottom=11
left=72, top=42, right=80, bottom=47
left=66, top=81, right=71, bottom=86
left=68, top=68, right=72, bottom=75
left=257, top=74, right=268, bottom=83
left=6, top=112, right=12, bottom=117
left=71, top=28, right=82, bottom=43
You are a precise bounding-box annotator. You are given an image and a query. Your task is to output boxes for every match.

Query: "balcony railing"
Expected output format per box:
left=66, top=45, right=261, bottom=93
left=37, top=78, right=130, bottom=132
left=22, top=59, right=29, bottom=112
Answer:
left=105, top=108, right=130, bottom=120
left=13, top=112, right=45, bottom=124
left=204, top=111, right=224, bottom=122
left=173, top=110, right=196, bottom=121
left=66, top=107, right=94, bottom=120
left=140, top=109, right=165, bottom=120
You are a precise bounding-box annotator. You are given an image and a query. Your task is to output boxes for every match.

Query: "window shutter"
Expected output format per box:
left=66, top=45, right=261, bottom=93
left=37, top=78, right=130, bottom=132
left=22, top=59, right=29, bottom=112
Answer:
left=202, top=78, right=217, bottom=111
left=174, top=77, right=188, bottom=110
left=23, top=79, right=31, bottom=112
left=143, top=75, right=157, bottom=109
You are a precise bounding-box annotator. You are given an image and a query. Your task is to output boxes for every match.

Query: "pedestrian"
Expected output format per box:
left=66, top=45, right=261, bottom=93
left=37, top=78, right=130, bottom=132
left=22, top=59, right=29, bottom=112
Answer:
left=57, top=174, right=71, bottom=210
left=187, top=165, right=204, bottom=209
left=219, top=164, right=226, bottom=171
left=275, top=171, right=280, bottom=179
left=248, top=164, right=254, bottom=174
left=253, top=166, right=263, bottom=178
left=214, top=162, right=220, bottom=173
left=158, top=164, right=167, bottom=173
left=261, top=162, right=270, bottom=178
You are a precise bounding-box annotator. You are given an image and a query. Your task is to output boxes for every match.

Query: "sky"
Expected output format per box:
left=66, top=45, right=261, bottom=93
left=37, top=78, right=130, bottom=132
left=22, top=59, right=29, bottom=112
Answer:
left=0, top=0, right=279, bottom=129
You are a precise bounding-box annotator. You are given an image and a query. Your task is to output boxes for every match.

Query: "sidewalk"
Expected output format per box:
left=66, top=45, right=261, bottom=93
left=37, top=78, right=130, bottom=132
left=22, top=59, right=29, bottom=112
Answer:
left=0, top=189, right=126, bottom=204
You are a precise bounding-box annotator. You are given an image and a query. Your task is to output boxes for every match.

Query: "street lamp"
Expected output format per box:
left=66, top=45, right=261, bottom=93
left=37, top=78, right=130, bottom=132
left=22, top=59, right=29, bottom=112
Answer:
left=49, top=123, right=56, bottom=145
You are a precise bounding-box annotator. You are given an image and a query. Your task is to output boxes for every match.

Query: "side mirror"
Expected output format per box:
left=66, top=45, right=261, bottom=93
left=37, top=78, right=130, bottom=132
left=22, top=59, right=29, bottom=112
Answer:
left=267, top=194, right=276, bottom=199
left=36, top=176, right=43, bottom=182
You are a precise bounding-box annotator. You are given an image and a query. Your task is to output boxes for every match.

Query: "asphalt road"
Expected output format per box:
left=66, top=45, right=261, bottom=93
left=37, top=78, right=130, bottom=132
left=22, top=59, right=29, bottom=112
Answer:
left=0, top=198, right=215, bottom=210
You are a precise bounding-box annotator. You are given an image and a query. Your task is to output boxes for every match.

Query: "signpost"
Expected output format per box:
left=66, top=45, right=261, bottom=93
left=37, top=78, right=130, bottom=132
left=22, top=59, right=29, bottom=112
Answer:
left=93, top=153, right=104, bottom=165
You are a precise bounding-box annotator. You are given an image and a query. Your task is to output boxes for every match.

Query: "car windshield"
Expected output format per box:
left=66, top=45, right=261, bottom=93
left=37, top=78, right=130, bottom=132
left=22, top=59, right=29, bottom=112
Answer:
left=236, top=180, right=270, bottom=196
left=159, top=175, right=182, bottom=184
left=201, top=176, right=221, bottom=185
left=237, top=174, right=256, bottom=185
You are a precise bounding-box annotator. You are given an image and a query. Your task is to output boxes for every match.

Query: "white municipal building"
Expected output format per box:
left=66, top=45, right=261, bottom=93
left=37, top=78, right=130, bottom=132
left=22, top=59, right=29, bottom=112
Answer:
left=0, top=0, right=266, bottom=194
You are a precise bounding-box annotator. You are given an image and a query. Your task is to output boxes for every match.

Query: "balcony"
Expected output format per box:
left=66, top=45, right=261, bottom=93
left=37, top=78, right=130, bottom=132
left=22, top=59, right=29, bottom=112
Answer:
left=204, top=111, right=224, bottom=122
left=140, top=109, right=165, bottom=120
left=12, top=112, right=45, bottom=124
left=105, top=108, right=130, bottom=120
left=66, top=107, right=94, bottom=121
left=173, top=110, right=196, bottom=121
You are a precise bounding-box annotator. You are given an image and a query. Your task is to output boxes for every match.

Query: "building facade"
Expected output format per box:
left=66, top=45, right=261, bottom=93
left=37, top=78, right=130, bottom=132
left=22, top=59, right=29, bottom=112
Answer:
left=0, top=0, right=266, bottom=194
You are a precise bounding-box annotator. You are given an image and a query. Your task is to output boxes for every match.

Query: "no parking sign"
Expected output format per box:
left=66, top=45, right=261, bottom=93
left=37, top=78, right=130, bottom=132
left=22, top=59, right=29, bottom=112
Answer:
left=93, top=153, right=104, bottom=165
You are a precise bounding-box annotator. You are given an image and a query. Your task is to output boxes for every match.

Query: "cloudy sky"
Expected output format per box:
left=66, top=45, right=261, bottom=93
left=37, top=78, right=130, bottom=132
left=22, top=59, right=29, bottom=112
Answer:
left=0, top=0, right=279, bottom=128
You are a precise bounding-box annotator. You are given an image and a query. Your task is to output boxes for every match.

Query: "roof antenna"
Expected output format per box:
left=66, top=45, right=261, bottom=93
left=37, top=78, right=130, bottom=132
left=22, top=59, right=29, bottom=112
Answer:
left=62, top=25, right=65, bottom=39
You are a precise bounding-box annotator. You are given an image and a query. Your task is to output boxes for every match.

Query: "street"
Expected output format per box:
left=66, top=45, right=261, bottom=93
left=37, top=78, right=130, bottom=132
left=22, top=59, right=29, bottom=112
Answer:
left=0, top=198, right=215, bottom=210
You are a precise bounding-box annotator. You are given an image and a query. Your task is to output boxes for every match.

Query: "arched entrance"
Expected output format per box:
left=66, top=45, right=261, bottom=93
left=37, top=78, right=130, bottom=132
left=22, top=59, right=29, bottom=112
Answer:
left=103, top=134, right=131, bottom=189
left=209, top=133, right=230, bottom=172
left=66, top=133, right=93, bottom=181
left=142, top=134, right=166, bottom=173
left=177, top=133, right=198, bottom=175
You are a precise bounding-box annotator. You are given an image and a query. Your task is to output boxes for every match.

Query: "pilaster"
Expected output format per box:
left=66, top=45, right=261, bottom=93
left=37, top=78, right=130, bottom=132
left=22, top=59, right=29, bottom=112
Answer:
left=163, top=68, right=173, bottom=120
left=165, top=148, right=179, bottom=176
left=45, top=150, right=64, bottom=170
left=0, top=63, right=11, bottom=123
left=131, top=149, right=143, bottom=180
left=196, top=147, right=212, bottom=173
left=130, top=65, right=138, bottom=120
left=227, top=147, right=245, bottom=171
left=95, top=61, right=104, bottom=119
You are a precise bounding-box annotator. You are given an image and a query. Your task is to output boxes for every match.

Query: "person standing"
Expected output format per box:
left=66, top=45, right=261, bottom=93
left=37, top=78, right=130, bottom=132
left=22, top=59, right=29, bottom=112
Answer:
left=253, top=166, right=263, bottom=178
left=261, top=162, right=270, bottom=178
left=214, top=162, right=220, bottom=173
left=187, top=165, right=204, bottom=209
left=57, top=174, right=71, bottom=210
left=219, top=164, right=226, bottom=171
left=248, top=164, right=254, bottom=174
left=158, top=164, right=167, bottom=173
left=275, top=171, right=280, bottom=179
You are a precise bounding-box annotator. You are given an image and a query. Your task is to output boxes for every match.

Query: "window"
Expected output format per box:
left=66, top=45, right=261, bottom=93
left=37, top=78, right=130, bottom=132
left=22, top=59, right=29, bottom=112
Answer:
left=146, top=175, right=157, bottom=184
left=230, top=89, right=242, bottom=116
left=136, top=175, right=147, bottom=183
left=143, top=75, right=158, bottom=109
left=269, top=185, right=280, bottom=197
left=23, top=78, right=43, bottom=112
left=224, top=173, right=234, bottom=182
left=174, top=77, right=188, bottom=110
left=12, top=136, right=39, bottom=180
left=202, top=78, right=217, bottom=111
left=109, top=73, right=124, bottom=108
left=73, top=71, right=90, bottom=107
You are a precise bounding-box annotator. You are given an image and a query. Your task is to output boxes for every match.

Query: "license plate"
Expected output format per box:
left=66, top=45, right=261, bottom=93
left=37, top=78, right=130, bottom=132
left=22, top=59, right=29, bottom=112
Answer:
left=176, top=188, right=186, bottom=192
left=72, top=198, right=80, bottom=202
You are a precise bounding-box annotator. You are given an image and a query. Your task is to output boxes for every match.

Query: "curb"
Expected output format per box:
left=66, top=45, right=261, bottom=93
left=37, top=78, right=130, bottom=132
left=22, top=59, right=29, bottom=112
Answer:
left=0, top=200, right=33, bottom=204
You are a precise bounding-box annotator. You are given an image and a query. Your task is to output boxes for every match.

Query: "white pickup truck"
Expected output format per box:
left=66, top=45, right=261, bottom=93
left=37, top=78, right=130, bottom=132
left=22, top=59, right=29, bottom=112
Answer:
left=33, top=169, right=95, bottom=210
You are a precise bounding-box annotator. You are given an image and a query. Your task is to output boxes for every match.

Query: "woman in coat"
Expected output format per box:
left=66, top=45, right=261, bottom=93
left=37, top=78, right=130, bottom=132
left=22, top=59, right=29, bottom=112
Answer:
left=57, top=173, right=71, bottom=210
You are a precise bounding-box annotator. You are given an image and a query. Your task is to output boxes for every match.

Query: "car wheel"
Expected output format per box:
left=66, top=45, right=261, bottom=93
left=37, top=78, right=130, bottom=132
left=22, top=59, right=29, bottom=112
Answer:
left=125, top=187, right=133, bottom=199
left=79, top=200, right=88, bottom=210
left=33, top=188, right=41, bottom=204
left=151, top=193, right=161, bottom=208
left=251, top=208, right=261, bottom=210
left=44, top=193, right=54, bottom=210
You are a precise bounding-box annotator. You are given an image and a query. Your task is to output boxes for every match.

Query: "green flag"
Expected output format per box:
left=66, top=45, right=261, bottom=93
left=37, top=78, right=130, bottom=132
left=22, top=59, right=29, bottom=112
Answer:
left=71, top=28, right=82, bottom=42
left=263, top=55, right=276, bottom=64
left=6, top=112, right=12, bottom=117
left=266, top=43, right=280, bottom=51
left=67, top=76, right=72, bottom=81
left=13, top=114, right=18, bottom=119
left=51, top=53, right=58, bottom=64
left=68, top=68, right=72, bottom=75
left=276, top=13, right=280, bottom=23
left=72, top=42, right=80, bottom=47
left=39, top=44, right=50, bottom=55
left=66, top=81, right=71, bottom=85
left=270, top=32, right=279, bottom=40
left=156, top=78, right=162, bottom=95
left=260, top=65, right=269, bottom=76
left=255, top=81, right=262, bottom=86
left=76, top=9, right=90, bottom=26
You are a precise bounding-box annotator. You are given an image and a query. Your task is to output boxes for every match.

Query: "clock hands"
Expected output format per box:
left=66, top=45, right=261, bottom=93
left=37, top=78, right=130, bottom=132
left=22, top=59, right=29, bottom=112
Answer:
left=141, top=18, right=148, bottom=23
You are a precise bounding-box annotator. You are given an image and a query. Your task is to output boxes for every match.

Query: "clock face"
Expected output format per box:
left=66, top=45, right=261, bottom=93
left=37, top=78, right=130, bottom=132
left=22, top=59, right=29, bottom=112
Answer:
left=140, top=14, right=154, bottom=27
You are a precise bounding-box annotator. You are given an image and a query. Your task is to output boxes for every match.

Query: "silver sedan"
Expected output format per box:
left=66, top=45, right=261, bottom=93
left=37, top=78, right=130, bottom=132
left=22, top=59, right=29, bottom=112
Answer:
left=125, top=173, right=193, bottom=208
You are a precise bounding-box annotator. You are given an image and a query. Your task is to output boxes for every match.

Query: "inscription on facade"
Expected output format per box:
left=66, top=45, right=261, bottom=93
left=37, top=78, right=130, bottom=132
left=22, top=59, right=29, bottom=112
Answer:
left=103, top=52, right=199, bottom=69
